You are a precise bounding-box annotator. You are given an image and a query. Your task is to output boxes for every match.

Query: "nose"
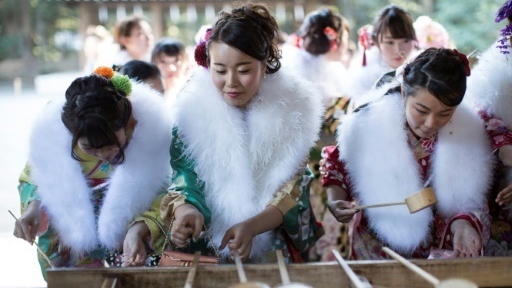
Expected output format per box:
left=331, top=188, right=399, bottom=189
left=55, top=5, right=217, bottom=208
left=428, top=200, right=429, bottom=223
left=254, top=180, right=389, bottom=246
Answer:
left=424, top=114, right=436, bottom=129
left=227, top=72, right=239, bottom=88
left=169, top=64, right=178, bottom=72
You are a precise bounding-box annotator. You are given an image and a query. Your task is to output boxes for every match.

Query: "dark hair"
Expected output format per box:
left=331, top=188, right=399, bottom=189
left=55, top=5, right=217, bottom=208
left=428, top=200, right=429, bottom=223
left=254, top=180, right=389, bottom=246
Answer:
left=114, top=15, right=147, bottom=50
left=372, top=5, right=416, bottom=45
left=118, top=60, right=161, bottom=82
left=62, top=74, right=132, bottom=164
left=207, top=3, right=281, bottom=74
left=402, top=48, right=467, bottom=106
left=297, top=8, right=345, bottom=55
left=151, top=38, right=187, bottom=63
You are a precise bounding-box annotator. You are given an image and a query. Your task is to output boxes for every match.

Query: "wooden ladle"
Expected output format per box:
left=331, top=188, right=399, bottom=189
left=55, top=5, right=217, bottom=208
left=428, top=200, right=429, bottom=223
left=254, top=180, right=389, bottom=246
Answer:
left=382, top=247, right=477, bottom=288
left=183, top=251, right=201, bottom=288
left=353, top=187, right=437, bottom=213
left=273, top=250, right=312, bottom=288
left=229, top=251, right=270, bottom=288
left=332, top=250, right=372, bottom=288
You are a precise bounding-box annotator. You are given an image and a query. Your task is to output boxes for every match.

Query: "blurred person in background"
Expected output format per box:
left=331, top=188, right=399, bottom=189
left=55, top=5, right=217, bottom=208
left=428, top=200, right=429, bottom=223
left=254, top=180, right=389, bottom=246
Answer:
left=151, top=38, right=189, bottom=102
left=113, top=15, right=154, bottom=65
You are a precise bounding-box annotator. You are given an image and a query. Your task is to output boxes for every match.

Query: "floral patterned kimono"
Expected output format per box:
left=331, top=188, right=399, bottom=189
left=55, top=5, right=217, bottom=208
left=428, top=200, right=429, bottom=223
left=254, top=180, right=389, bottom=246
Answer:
left=18, top=82, right=171, bottom=278
left=156, top=67, right=325, bottom=263
left=321, top=93, right=493, bottom=260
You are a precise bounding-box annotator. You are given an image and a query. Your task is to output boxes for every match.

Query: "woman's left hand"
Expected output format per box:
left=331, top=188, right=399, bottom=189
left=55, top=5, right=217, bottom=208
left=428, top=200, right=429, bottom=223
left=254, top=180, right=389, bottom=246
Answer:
left=451, top=219, right=481, bottom=258
left=219, top=222, right=255, bottom=262
left=122, top=221, right=150, bottom=266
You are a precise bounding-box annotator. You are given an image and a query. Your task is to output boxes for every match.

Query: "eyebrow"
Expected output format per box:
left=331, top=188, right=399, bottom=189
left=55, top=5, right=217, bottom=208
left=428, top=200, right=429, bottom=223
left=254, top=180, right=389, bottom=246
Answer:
left=416, top=103, right=453, bottom=113
left=212, top=61, right=252, bottom=67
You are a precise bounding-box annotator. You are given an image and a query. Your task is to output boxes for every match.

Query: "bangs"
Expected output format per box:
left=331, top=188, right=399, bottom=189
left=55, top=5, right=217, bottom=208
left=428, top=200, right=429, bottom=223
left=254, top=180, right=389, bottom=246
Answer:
left=77, top=115, right=120, bottom=149
left=382, top=16, right=416, bottom=40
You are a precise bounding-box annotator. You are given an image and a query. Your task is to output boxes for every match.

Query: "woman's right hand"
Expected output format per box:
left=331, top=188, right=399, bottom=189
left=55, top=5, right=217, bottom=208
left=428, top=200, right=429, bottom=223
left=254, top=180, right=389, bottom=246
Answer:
left=13, top=200, right=41, bottom=244
left=327, top=199, right=358, bottom=223
left=171, top=204, right=204, bottom=248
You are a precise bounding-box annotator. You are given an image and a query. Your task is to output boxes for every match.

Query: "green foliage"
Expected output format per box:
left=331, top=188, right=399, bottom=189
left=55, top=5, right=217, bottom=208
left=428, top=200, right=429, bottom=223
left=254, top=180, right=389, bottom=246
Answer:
left=434, top=0, right=503, bottom=53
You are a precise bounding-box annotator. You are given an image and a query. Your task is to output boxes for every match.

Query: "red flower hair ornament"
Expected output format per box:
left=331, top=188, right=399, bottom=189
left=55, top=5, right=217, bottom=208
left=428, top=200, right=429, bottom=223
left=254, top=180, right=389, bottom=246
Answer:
left=453, top=49, right=471, bottom=77
left=194, top=28, right=212, bottom=68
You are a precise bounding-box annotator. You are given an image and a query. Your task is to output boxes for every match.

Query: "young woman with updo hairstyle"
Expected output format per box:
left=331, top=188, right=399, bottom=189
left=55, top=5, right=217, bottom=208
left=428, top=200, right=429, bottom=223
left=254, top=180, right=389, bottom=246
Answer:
left=281, top=7, right=349, bottom=107
left=133, top=3, right=324, bottom=264
left=321, top=48, right=494, bottom=260
left=13, top=68, right=172, bottom=277
left=113, top=15, right=154, bottom=65
left=346, top=4, right=417, bottom=109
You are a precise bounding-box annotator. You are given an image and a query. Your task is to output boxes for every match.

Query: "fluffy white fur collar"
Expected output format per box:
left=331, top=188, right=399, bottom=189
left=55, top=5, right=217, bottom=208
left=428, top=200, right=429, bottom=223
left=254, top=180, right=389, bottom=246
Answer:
left=173, top=67, right=323, bottom=260
left=29, top=82, right=172, bottom=255
left=345, top=46, right=392, bottom=105
left=337, top=93, right=494, bottom=254
left=466, top=43, right=512, bottom=125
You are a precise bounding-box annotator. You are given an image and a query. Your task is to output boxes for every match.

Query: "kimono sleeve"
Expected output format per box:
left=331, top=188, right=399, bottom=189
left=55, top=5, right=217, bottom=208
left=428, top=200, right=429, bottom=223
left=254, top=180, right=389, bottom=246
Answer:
left=18, top=162, right=40, bottom=213
left=269, top=167, right=324, bottom=252
left=160, top=127, right=212, bottom=225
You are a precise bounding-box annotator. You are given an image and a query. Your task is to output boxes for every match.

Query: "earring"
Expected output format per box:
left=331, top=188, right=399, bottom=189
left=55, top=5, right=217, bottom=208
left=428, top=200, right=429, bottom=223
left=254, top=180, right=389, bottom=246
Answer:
left=449, top=120, right=454, bottom=135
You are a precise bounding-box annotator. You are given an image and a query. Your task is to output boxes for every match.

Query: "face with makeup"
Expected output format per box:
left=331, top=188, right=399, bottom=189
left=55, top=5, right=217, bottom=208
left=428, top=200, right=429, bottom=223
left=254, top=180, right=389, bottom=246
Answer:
left=404, top=88, right=456, bottom=138
left=378, top=29, right=414, bottom=69
left=209, top=41, right=266, bottom=108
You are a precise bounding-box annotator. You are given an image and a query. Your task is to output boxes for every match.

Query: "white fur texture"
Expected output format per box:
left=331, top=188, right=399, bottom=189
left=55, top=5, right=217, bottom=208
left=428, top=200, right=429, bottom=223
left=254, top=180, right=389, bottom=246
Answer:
left=173, top=67, right=323, bottom=260
left=281, top=45, right=348, bottom=106
left=29, top=82, right=172, bottom=254
left=466, top=42, right=512, bottom=126
left=337, top=94, right=494, bottom=254
left=345, top=46, right=392, bottom=105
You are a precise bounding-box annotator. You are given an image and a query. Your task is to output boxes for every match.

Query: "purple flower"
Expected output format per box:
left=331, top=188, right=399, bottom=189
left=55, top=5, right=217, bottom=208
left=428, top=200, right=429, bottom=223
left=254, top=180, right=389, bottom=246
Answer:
left=496, top=0, right=512, bottom=23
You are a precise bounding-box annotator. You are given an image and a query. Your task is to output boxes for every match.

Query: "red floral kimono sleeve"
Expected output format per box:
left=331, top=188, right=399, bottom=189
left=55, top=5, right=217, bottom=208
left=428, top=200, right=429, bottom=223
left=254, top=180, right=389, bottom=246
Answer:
left=320, top=145, right=354, bottom=201
left=479, top=110, right=512, bottom=151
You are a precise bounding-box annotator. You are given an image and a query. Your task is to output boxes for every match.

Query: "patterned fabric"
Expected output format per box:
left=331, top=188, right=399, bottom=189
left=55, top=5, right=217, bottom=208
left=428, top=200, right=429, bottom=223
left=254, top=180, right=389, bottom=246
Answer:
left=320, top=129, right=490, bottom=260
left=160, top=126, right=323, bottom=263
left=479, top=111, right=512, bottom=256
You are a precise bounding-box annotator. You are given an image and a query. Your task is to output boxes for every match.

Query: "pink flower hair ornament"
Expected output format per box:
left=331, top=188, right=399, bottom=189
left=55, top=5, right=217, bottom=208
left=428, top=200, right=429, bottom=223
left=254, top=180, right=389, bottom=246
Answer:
left=496, top=0, right=512, bottom=54
left=194, top=28, right=212, bottom=68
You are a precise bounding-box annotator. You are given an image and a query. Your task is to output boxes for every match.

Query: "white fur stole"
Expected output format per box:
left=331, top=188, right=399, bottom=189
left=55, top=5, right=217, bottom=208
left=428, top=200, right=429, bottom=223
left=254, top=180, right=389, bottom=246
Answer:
left=337, top=94, right=493, bottom=254
left=29, top=82, right=172, bottom=255
left=173, top=67, right=323, bottom=259
left=466, top=42, right=512, bottom=125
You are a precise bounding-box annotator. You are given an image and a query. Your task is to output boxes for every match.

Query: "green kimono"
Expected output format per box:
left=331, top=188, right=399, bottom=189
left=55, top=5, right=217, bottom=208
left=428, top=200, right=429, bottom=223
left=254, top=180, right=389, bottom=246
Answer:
left=156, top=127, right=324, bottom=262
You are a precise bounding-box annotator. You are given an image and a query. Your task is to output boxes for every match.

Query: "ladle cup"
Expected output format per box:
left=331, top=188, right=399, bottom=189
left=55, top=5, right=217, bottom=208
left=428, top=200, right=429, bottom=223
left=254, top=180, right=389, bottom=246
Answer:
left=353, top=187, right=437, bottom=213
left=382, top=247, right=477, bottom=288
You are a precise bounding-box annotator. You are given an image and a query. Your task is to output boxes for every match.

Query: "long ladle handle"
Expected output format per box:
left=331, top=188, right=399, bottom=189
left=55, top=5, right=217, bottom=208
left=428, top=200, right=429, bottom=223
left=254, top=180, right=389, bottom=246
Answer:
left=332, top=250, right=370, bottom=288
left=233, top=250, right=248, bottom=283
left=184, top=251, right=201, bottom=288
left=353, top=201, right=406, bottom=210
left=382, top=247, right=440, bottom=286
left=276, top=249, right=290, bottom=284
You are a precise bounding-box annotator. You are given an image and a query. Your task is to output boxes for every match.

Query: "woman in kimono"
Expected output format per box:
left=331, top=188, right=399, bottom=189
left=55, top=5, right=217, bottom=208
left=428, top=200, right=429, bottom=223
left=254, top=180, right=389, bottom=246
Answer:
left=321, top=48, right=494, bottom=260
left=346, top=4, right=416, bottom=109
left=280, top=7, right=350, bottom=108
left=465, top=0, right=512, bottom=256
left=152, top=3, right=324, bottom=263
left=13, top=67, right=172, bottom=277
